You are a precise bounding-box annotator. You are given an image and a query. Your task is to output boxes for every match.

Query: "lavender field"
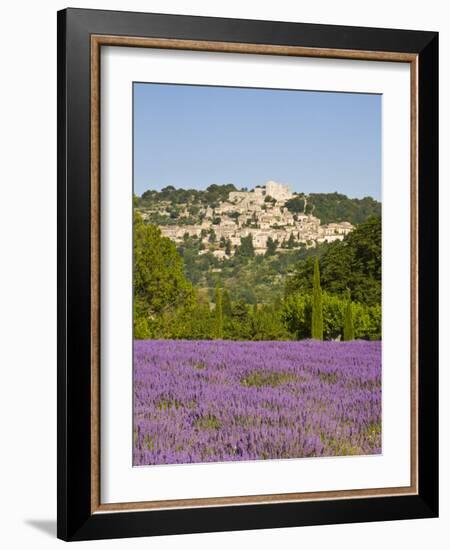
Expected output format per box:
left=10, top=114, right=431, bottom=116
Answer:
left=133, top=340, right=381, bottom=466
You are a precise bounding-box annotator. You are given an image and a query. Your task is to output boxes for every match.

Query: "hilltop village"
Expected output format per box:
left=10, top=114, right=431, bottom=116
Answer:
left=139, top=181, right=354, bottom=259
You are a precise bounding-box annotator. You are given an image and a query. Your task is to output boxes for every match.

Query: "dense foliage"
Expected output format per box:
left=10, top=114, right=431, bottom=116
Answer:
left=139, top=183, right=238, bottom=209
left=282, top=292, right=381, bottom=341
left=133, top=205, right=382, bottom=341
left=178, top=236, right=321, bottom=304
left=284, top=195, right=306, bottom=213
left=285, top=192, right=381, bottom=225
left=144, top=293, right=291, bottom=342
left=133, top=210, right=194, bottom=338
left=285, top=216, right=381, bottom=307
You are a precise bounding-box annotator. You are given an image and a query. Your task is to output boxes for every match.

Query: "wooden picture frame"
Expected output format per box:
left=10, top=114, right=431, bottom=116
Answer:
left=57, top=7, right=438, bottom=541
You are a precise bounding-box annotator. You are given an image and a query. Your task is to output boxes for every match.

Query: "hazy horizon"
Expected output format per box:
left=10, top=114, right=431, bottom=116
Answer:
left=134, top=83, right=381, bottom=201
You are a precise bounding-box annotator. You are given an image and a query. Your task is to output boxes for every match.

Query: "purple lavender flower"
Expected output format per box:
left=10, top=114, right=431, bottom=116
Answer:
left=133, top=340, right=381, bottom=466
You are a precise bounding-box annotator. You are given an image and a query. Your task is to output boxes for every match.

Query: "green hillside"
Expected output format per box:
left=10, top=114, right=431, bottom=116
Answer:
left=137, top=185, right=380, bottom=227
left=285, top=192, right=381, bottom=225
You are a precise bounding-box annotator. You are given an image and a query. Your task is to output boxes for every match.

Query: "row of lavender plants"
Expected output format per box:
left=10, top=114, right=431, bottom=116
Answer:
left=134, top=339, right=381, bottom=466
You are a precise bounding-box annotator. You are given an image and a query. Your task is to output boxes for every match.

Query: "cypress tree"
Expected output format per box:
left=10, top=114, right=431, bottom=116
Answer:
left=225, top=239, right=232, bottom=256
left=214, top=282, right=223, bottom=339
left=265, top=237, right=278, bottom=257
left=343, top=292, right=355, bottom=341
left=222, top=289, right=232, bottom=317
left=311, top=257, right=323, bottom=340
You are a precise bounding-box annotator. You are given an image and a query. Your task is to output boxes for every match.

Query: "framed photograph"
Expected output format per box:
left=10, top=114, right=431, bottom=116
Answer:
left=57, top=8, right=438, bottom=541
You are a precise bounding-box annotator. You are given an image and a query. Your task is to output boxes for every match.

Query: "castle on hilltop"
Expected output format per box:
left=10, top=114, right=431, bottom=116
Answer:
left=158, top=181, right=353, bottom=258
left=229, top=181, right=293, bottom=205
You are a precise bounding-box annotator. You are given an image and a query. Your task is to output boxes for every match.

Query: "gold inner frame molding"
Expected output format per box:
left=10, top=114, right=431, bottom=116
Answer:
left=90, top=35, right=419, bottom=514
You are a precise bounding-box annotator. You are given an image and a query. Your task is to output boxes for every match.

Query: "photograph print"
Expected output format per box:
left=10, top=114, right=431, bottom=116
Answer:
left=133, top=83, right=382, bottom=467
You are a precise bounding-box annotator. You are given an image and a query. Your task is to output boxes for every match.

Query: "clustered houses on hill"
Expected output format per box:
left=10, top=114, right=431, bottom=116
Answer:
left=157, top=181, right=353, bottom=258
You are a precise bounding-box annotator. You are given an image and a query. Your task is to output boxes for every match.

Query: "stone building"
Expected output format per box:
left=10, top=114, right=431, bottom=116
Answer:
left=157, top=181, right=354, bottom=256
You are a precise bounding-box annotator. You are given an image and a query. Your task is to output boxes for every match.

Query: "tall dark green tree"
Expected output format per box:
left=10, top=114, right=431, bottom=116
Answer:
left=208, top=228, right=216, bottom=243
left=287, top=233, right=296, bottom=249
left=236, top=234, right=255, bottom=258
left=265, top=237, right=277, bottom=256
left=225, top=238, right=232, bottom=256
left=214, top=282, right=223, bottom=339
left=311, top=257, right=323, bottom=340
left=343, top=292, right=355, bottom=341
left=222, top=289, right=232, bottom=317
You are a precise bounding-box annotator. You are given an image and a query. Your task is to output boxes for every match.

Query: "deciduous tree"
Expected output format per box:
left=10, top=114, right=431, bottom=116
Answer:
left=134, top=212, right=194, bottom=338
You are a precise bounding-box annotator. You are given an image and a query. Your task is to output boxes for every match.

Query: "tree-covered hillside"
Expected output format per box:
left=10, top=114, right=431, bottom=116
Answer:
left=139, top=184, right=237, bottom=208
left=285, top=216, right=381, bottom=307
left=285, top=192, right=381, bottom=225
left=178, top=236, right=323, bottom=305
left=133, top=207, right=382, bottom=341
left=137, top=185, right=380, bottom=226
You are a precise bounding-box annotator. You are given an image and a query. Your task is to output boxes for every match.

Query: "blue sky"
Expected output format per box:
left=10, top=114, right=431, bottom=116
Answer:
left=133, top=83, right=381, bottom=200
